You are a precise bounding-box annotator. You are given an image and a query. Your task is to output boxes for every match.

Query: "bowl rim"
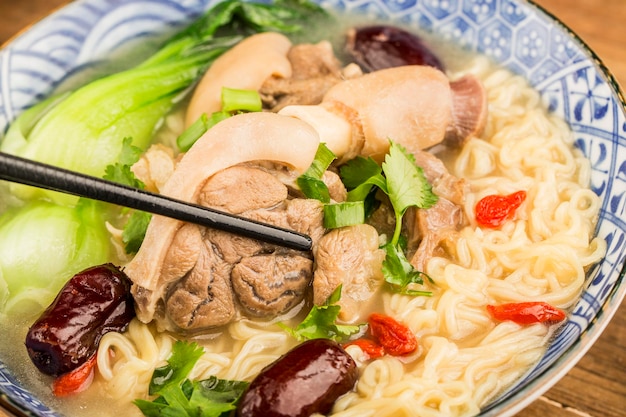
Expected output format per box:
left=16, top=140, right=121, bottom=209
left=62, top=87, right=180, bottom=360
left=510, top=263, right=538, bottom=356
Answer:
left=1, top=1, right=625, bottom=417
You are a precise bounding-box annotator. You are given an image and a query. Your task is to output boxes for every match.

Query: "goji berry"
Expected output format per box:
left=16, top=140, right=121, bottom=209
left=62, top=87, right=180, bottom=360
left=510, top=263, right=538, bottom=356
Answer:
left=475, top=190, right=527, bottom=228
left=486, top=301, right=567, bottom=325
left=368, top=313, right=417, bottom=356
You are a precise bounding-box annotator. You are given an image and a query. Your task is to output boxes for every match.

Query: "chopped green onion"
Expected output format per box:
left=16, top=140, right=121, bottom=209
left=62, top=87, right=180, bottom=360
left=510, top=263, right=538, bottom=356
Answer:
left=297, top=143, right=336, bottom=202
left=221, top=87, right=262, bottom=113
left=177, top=88, right=262, bottom=152
left=323, top=201, right=365, bottom=229
left=176, top=111, right=230, bottom=152
left=298, top=177, right=331, bottom=203
left=207, top=110, right=231, bottom=126
left=177, top=113, right=209, bottom=152
left=302, top=143, right=336, bottom=180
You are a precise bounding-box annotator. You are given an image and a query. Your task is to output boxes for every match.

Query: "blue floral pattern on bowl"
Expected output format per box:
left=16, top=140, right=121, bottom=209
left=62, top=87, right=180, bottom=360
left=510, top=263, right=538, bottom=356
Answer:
left=1, top=0, right=625, bottom=416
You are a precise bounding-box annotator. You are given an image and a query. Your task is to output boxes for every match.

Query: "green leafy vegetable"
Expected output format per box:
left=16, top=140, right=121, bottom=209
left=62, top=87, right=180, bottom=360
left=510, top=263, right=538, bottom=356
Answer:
left=135, top=341, right=249, bottom=417
left=103, top=137, right=145, bottom=189
left=102, top=137, right=151, bottom=254
left=149, top=341, right=205, bottom=395
left=340, top=156, right=384, bottom=202
left=0, top=199, right=109, bottom=317
left=176, top=0, right=330, bottom=43
left=382, top=239, right=432, bottom=296
left=2, top=0, right=324, bottom=205
left=383, top=142, right=438, bottom=245
left=279, top=285, right=363, bottom=341
left=122, top=211, right=152, bottom=254
left=2, top=39, right=230, bottom=205
left=339, top=141, right=437, bottom=295
left=379, top=143, right=437, bottom=294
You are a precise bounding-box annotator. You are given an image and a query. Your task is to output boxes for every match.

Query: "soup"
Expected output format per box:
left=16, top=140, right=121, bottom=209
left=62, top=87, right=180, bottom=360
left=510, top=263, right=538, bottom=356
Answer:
left=0, top=1, right=606, bottom=416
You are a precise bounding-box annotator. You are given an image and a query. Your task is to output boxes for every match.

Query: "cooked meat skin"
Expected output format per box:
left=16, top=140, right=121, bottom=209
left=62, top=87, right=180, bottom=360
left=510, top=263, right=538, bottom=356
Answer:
left=322, top=65, right=454, bottom=161
left=185, top=32, right=292, bottom=127
left=279, top=65, right=488, bottom=165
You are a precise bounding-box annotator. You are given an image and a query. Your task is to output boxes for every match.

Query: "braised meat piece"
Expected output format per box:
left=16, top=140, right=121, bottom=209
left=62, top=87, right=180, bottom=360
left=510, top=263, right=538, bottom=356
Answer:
left=313, top=224, right=385, bottom=323
left=406, top=151, right=468, bottom=271
left=128, top=161, right=324, bottom=333
left=260, top=41, right=346, bottom=111
left=125, top=112, right=322, bottom=331
left=232, top=253, right=313, bottom=317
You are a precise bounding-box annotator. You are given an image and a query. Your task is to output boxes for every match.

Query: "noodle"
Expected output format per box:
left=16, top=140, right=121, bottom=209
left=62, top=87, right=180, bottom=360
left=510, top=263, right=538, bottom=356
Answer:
left=93, top=53, right=606, bottom=417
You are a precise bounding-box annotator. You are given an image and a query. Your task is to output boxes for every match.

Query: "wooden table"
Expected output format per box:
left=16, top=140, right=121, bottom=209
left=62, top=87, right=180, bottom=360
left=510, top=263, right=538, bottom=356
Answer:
left=0, top=1, right=624, bottom=417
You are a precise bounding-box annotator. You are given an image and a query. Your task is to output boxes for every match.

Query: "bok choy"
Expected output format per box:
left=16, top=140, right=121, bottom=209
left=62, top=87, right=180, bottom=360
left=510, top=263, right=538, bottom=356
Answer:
left=0, top=199, right=109, bottom=318
left=0, top=0, right=327, bottom=205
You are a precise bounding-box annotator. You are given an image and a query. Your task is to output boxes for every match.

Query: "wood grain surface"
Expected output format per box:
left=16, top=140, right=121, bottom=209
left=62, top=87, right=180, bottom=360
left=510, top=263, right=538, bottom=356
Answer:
left=0, top=1, right=624, bottom=417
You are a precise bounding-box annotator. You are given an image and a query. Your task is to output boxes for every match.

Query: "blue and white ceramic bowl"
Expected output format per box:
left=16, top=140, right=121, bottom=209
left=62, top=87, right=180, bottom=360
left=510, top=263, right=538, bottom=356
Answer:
left=1, top=0, right=625, bottom=416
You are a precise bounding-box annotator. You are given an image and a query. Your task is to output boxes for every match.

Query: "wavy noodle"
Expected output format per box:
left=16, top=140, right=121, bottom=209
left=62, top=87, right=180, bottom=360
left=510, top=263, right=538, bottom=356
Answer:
left=93, top=55, right=605, bottom=417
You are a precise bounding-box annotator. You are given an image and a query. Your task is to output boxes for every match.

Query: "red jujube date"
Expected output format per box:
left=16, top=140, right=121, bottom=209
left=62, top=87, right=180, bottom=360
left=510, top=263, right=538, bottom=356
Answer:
left=236, top=338, right=358, bottom=417
left=346, top=25, right=445, bottom=72
left=25, top=263, right=135, bottom=377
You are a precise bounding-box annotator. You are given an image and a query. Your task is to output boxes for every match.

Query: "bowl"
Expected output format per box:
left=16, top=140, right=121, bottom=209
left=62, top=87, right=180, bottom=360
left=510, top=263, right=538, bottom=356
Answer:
left=1, top=0, right=625, bottom=416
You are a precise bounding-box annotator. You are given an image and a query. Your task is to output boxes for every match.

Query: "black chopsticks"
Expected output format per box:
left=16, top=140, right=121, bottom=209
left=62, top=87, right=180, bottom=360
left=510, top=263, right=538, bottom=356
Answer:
left=0, top=152, right=312, bottom=252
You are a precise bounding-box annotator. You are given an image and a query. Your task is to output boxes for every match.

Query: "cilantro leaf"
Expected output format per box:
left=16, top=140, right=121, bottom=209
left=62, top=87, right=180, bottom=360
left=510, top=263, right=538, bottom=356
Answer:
left=340, top=156, right=386, bottom=202
left=338, top=141, right=437, bottom=296
left=135, top=341, right=249, bottom=417
left=150, top=341, right=205, bottom=395
left=190, top=377, right=249, bottom=417
left=133, top=398, right=168, bottom=417
left=376, top=142, right=437, bottom=295
left=339, top=156, right=381, bottom=189
left=102, top=137, right=152, bottom=253
left=279, top=285, right=363, bottom=342
left=103, top=137, right=145, bottom=188
left=382, top=141, right=438, bottom=219
left=382, top=242, right=432, bottom=296
left=122, top=210, right=152, bottom=254
left=118, top=136, right=144, bottom=165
